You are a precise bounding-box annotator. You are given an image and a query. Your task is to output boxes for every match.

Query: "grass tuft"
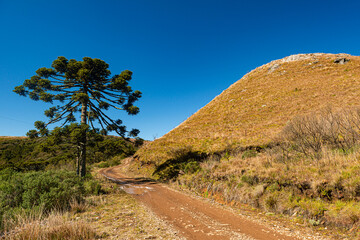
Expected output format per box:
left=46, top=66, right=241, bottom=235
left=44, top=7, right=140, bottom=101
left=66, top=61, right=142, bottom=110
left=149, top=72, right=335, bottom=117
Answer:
left=2, top=211, right=97, bottom=240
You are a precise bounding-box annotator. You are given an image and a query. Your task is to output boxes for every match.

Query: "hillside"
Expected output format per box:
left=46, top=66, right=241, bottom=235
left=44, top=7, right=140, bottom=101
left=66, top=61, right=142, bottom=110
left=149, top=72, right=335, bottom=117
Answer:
left=136, top=53, right=360, bottom=167
left=129, top=53, right=360, bottom=237
left=0, top=135, right=136, bottom=171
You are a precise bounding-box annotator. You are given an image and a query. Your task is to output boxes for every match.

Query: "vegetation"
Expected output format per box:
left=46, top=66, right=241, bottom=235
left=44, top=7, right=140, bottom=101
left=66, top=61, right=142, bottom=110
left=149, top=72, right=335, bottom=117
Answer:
left=0, top=121, right=143, bottom=238
left=0, top=169, right=98, bottom=235
left=147, top=107, right=360, bottom=238
left=135, top=53, right=360, bottom=170
left=128, top=53, right=360, bottom=237
left=6, top=53, right=360, bottom=237
left=0, top=170, right=83, bottom=214
left=0, top=170, right=181, bottom=240
left=0, top=135, right=137, bottom=171
left=14, top=56, right=141, bottom=176
left=2, top=211, right=97, bottom=240
left=280, top=106, right=360, bottom=159
left=0, top=132, right=150, bottom=239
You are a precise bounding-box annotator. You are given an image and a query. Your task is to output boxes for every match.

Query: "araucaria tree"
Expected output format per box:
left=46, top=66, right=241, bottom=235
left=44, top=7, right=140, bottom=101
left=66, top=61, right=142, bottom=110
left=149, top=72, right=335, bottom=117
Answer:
left=14, top=57, right=142, bottom=177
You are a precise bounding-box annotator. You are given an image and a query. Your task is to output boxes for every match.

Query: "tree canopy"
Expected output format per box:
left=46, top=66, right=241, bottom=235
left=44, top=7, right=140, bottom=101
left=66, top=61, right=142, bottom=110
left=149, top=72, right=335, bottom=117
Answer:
left=14, top=56, right=142, bottom=176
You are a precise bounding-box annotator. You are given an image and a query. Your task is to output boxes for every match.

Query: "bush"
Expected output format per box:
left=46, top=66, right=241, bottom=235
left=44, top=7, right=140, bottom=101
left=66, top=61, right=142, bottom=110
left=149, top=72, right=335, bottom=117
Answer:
left=241, top=175, right=259, bottom=186
left=0, top=169, right=24, bottom=209
left=107, top=155, right=123, bottom=166
left=21, top=171, right=84, bottom=211
left=84, top=179, right=103, bottom=195
left=265, top=194, right=278, bottom=211
left=153, top=147, right=206, bottom=181
left=280, top=107, right=360, bottom=159
left=241, top=150, right=257, bottom=159
left=97, top=161, right=110, bottom=168
left=183, top=161, right=201, bottom=174
left=0, top=169, right=86, bottom=230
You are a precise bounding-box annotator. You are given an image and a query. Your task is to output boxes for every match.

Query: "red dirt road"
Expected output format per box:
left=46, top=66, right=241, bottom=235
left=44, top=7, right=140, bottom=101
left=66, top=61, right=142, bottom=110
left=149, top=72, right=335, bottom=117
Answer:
left=100, top=166, right=300, bottom=240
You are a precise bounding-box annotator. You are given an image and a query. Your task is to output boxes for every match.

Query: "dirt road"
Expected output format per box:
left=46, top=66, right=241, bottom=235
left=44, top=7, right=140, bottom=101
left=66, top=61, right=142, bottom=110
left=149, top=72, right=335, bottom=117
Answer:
left=100, top=166, right=300, bottom=240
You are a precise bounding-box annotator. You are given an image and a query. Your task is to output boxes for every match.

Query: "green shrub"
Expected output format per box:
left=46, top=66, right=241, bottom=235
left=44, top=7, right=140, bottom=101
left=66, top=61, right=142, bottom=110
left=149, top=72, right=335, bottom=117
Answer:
left=241, top=150, right=257, bottom=159
left=21, top=170, right=84, bottom=211
left=97, top=161, right=110, bottom=168
left=241, top=175, right=259, bottom=186
left=0, top=170, right=24, bottom=210
left=267, top=183, right=281, bottom=192
left=0, top=169, right=89, bottom=230
left=154, top=165, right=179, bottom=181
left=108, top=155, right=123, bottom=166
left=84, top=179, right=103, bottom=195
left=265, top=194, right=278, bottom=211
left=183, top=161, right=201, bottom=174
left=0, top=170, right=85, bottom=212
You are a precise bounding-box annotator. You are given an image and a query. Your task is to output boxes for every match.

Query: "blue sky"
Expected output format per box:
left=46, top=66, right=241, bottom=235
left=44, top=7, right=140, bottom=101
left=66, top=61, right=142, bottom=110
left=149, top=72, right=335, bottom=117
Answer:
left=1, top=0, right=360, bottom=140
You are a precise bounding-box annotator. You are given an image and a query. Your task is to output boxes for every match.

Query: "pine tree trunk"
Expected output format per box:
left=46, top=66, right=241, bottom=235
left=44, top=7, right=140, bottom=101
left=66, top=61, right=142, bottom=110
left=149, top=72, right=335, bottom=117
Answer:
left=80, top=101, right=87, bottom=177
left=79, top=141, right=86, bottom=177
left=76, top=145, right=80, bottom=176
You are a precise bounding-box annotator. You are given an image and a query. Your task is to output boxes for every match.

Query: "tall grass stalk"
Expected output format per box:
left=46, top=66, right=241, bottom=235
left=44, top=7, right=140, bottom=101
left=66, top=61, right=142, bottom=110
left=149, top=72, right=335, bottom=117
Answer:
left=1, top=211, right=96, bottom=240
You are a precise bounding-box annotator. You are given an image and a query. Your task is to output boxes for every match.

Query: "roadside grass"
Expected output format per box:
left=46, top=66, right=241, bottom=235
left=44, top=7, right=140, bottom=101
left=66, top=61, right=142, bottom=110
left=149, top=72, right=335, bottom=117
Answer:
left=212, top=148, right=358, bottom=234
left=171, top=149, right=360, bottom=238
left=1, top=168, right=182, bottom=240
left=2, top=211, right=97, bottom=240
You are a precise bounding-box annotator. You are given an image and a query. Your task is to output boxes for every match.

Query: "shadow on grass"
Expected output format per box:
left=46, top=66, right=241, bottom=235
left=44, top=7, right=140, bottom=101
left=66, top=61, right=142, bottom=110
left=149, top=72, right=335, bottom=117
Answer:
left=151, top=145, right=269, bottom=182
left=103, top=174, right=157, bottom=186
left=152, top=151, right=208, bottom=181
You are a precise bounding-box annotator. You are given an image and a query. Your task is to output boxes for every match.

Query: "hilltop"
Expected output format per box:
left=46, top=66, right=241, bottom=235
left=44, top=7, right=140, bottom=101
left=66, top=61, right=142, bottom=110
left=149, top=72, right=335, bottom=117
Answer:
left=136, top=53, right=360, bottom=167
left=128, top=54, right=360, bottom=237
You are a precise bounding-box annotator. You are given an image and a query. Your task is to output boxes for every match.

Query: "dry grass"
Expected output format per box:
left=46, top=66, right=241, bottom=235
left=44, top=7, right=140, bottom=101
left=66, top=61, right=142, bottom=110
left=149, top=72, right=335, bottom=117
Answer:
left=1, top=211, right=96, bottom=240
left=141, top=107, right=360, bottom=237
left=170, top=144, right=360, bottom=238
left=135, top=53, right=360, bottom=172
left=0, top=136, right=27, bottom=139
left=69, top=198, right=90, bottom=214
left=1, top=169, right=183, bottom=240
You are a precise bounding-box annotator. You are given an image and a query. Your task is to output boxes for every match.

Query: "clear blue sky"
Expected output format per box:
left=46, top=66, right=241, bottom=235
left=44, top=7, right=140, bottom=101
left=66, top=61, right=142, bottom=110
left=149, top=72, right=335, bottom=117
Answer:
left=1, top=0, right=360, bottom=140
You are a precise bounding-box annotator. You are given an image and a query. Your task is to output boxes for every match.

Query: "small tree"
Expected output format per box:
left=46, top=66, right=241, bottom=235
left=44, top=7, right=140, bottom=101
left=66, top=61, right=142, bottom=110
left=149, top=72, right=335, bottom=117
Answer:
left=14, top=56, right=141, bottom=177
left=40, top=123, right=105, bottom=175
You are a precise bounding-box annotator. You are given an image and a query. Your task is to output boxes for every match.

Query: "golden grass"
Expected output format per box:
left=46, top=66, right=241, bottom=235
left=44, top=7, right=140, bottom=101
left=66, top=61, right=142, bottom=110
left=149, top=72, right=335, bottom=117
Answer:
left=1, top=211, right=96, bottom=240
left=0, top=137, right=27, bottom=139
left=173, top=148, right=360, bottom=238
left=135, top=53, right=360, bottom=171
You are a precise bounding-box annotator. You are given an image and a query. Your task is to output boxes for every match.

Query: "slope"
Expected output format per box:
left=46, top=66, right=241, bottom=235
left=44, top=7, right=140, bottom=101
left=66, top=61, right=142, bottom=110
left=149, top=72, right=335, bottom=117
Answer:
left=136, top=53, right=360, bottom=167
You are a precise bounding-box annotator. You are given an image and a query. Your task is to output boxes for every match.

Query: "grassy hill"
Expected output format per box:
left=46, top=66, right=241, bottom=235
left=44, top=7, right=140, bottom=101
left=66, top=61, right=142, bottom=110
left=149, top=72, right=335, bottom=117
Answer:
left=136, top=53, right=360, bottom=167
left=131, top=53, right=360, bottom=237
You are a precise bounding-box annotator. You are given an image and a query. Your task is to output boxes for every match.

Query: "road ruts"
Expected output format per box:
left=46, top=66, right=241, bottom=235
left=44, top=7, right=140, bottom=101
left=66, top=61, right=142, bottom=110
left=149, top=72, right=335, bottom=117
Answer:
left=100, top=165, right=300, bottom=240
